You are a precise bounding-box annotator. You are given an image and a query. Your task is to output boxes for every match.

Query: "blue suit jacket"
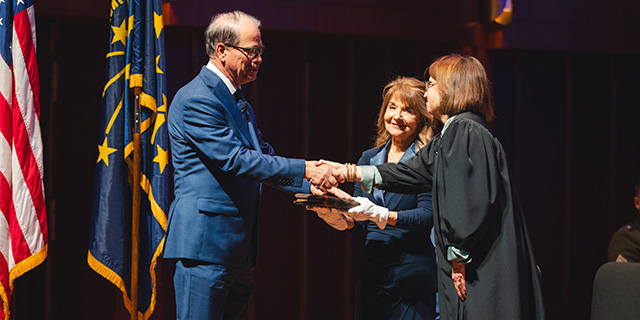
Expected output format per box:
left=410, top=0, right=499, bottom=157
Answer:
left=163, top=66, right=309, bottom=267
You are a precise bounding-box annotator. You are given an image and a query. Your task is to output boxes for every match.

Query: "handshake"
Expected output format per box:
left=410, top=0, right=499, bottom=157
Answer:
left=303, top=160, right=388, bottom=229
left=303, top=160, right=357, bottom=193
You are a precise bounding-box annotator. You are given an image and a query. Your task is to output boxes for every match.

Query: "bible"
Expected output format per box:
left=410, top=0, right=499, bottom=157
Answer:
left=293, top=193, right=359, bottom=210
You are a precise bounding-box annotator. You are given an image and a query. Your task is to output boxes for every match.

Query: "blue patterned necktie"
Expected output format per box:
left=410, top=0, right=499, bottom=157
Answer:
left=234, top=89, right=261, bottom=152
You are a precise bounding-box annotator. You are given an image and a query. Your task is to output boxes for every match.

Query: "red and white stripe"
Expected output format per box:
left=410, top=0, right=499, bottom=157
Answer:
left=0, top=2, right=48, bottom=319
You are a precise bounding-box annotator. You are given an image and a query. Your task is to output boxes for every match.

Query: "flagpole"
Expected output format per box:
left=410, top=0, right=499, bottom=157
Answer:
left=131, top=86, right=142, bottom=320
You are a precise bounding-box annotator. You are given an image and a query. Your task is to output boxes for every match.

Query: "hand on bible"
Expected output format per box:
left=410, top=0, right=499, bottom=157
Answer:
left=347, top=197, right=389, bottom=230
left=306, top=206, right=348, bottom=231
left=452, top=260, right=466, bottom=301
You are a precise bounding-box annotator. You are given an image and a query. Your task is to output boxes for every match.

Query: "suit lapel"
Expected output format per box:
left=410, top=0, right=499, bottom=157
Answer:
left=199, top=67, right=256, bottom=149
left=400, top=142, right=418, bottom=162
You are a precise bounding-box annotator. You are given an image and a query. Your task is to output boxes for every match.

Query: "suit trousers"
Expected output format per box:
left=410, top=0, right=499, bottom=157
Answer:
left=174, top=259, right=255, bottom=320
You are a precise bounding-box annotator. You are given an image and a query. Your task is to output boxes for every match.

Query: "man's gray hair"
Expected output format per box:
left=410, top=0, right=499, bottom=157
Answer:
left=205, top=11, right=261, bottom=58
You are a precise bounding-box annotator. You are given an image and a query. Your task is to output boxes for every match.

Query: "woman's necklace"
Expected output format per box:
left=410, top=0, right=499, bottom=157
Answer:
left=387, top=149, right=405, bottom=163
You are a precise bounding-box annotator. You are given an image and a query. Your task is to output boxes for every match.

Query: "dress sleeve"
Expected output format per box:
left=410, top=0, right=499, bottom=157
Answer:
left=394, top=191, right=433, bottom=231
left=439, top=120, right=503, bottom=259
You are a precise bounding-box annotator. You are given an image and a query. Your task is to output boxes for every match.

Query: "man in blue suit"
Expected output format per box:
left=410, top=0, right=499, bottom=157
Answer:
left=163, top=11, right=341, bottom=319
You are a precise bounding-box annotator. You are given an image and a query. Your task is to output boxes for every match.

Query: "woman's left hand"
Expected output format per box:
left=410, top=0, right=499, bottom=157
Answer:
left=452, top=261, right=466, bottom=301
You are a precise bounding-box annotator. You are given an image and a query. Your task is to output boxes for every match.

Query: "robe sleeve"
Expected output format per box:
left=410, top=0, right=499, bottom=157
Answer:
left=439, top=119, right=503, bottom=261
left=375, top=147, right=434, bottom=194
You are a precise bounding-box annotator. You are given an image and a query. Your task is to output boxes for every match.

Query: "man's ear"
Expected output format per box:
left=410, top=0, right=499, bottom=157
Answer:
left=635, top=196, right=639, bottom=211
left=216, top=43, right=227, bottom=60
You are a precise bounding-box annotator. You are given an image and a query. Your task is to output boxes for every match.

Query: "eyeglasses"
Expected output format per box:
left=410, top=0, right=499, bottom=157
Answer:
left=224, top=43, right=265, bottom=59
left=426, top=80, right=437, bottom=89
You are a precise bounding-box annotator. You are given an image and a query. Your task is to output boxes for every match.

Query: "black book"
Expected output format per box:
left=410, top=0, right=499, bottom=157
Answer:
left=293, top=193, right=359, bottom=210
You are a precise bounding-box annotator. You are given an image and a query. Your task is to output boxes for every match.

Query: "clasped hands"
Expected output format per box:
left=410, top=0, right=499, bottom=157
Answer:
left=304, top=160, right=387, bottom=229
left=304, top=159, right=352, bottom=194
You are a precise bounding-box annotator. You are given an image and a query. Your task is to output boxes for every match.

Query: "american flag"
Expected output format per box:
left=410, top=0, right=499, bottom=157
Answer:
left=0, top=0, right=49, bottom=318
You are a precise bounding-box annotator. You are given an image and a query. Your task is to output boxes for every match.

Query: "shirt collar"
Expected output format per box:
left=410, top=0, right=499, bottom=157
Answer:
left=442, top=114, right=458, bottom=136
left=206, top=60, right=240, bottom=95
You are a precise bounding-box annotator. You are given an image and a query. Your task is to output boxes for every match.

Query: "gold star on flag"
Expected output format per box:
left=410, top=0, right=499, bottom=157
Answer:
left=156, top=55, right=164, bottom=74
left=154, top=11, right=164, bottom=38
left=158, top=94, right=167, bottom=113
left=151, top=94, right=167, bottom=144
left=111, top=19, right=127, bottom=46
left=97, top=137, right=118, bottom=166
left=153, top=144, right=169, bottom=174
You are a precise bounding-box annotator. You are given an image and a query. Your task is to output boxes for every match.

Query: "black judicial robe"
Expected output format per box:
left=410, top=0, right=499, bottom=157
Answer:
left=375, top=112, right=545, bottom=320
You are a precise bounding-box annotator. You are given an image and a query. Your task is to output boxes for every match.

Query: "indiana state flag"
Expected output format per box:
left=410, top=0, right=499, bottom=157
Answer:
left=88, top=0, right=168, bottom=318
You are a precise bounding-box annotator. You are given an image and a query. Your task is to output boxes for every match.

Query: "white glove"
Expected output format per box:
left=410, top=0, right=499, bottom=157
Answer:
left=306, top=206, right=348, bottom=231
left=347, top=197, right=389, bottom=230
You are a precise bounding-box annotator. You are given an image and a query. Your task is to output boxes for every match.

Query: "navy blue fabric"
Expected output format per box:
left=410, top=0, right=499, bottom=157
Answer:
left=174, top=259, right=255, bottom=320
left=164, top=66, right=311, bottom=317
left=352, top=141, right=437, bottom=320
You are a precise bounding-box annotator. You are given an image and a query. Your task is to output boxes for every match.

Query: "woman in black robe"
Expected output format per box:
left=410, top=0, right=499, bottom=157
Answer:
left=324, top=54, right=545, bottom=319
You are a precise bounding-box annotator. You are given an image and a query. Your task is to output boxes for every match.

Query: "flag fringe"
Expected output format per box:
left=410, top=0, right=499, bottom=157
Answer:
left=87, top=238, right=165, bottom=320
left=143, top=237, right=165, bottom=320
left=0, top=243, right=48, bottom=320
left=87, top=171, right=167, bottom=320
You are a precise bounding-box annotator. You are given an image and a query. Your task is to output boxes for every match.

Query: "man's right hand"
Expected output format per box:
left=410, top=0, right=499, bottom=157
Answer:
left=316, top=159, right=361, bottom=182
left=304, top=161, right=345, bottom=192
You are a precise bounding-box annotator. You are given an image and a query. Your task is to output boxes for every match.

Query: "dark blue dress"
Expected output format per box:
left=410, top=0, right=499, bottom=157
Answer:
left=353, top=141, right=437, bottom=320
